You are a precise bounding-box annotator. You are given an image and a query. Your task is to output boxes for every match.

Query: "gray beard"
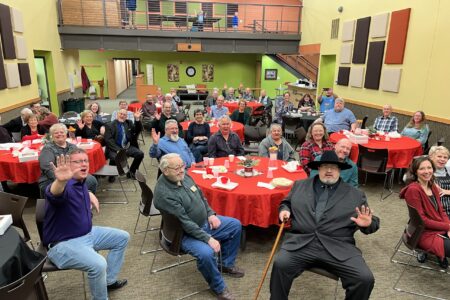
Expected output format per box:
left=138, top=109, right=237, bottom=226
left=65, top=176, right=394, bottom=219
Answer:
left=321, top=177, right=339, bottom=185
left=169, top=134, right=179, bottom=142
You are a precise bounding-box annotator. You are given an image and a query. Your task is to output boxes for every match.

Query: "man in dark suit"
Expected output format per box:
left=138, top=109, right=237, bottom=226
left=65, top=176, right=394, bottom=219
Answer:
left=104, top=108, right=143, bottom=180
left=270, top=151, right=379, bottom=300
left=2, top=107, right=33, bottom=135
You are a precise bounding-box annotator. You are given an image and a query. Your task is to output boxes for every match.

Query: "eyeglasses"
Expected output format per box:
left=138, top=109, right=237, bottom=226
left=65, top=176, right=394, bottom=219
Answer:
left=71, top=159, right=89, bottom=164
left=167, top=163, right=186, bottom=171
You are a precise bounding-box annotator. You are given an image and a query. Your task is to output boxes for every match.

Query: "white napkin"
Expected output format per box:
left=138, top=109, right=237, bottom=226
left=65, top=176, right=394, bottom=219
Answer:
left=202, top=174, right=215, bottom=180
left=191, top=170, right=206, bottom=174
left=237, top=156, right=246, bottom=161
left=257, top=182, right=275, bottom=190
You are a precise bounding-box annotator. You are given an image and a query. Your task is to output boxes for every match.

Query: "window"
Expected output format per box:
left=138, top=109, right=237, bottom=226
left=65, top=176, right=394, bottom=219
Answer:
left=148, top=0, right=160, bottom=13
left=226, top=4, right=238, bottom=28
left=175, top=2, right=187, bottom=14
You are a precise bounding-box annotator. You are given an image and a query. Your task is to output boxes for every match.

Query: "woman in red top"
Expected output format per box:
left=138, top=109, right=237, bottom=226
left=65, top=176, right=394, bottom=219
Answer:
left=21, top=114, right=47, bottom=141
left=400, top=156, right=450, bottom=268
left=299, top=122, right=334, bottom=174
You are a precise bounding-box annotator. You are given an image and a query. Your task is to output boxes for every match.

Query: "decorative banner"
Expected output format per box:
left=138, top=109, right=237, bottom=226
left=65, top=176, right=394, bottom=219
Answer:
left=15, top=36, right=27, bottom=59
left=385, top=8, right=411, bottom=64
left=0, top=4, right=16, bottom=59
left=381, top=68, right=402, bottom=93
left=364, top=41, right=386, bottom=90
left=11, top=8, right=24, bottom=33
left=18, top=63, right=31, bottom=86
left=202, top=64, right=214, bottom=82
left=342, top=20, right=355, bottom=42
left=340, top=43, right=353, bottom=64
left=167, top=64, right=179, bottom=82
left=370, top=12, right=389, bottom=38
left=5, top=63, right=20, bottom=88
left=337, top=67, right=350, bottom=86
left=352, top=17, right=371, bottom=64
left=349, top=66, right=365, bottom=88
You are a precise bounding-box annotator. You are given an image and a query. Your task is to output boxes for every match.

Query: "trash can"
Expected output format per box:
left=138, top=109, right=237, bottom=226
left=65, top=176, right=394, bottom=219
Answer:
left=63, top=98, right=79, bottom=113
left=77, top=97, right=86, bottom=112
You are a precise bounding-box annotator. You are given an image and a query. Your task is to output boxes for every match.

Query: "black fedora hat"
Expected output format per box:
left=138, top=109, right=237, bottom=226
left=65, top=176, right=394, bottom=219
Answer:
left=308, top=150, right=352, bottom=170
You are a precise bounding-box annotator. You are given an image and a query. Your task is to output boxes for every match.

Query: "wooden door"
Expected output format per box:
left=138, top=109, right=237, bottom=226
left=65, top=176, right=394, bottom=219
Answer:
left=106, top=59, right=117, bottom=99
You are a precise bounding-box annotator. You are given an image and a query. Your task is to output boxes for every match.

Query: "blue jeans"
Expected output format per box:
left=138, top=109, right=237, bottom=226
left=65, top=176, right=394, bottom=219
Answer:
left=47, top=226, right=130, bottom=300
left=190, top=144, right=208, bottom=162
left=181, top=216, right=241, bottom=294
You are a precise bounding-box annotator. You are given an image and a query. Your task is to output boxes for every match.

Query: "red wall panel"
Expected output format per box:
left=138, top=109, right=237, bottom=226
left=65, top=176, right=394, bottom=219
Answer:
left=385, top=8, right=411, bottom=64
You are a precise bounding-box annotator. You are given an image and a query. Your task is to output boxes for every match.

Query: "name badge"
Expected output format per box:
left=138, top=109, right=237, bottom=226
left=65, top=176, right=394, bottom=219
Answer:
left=190, top=185, right=198, bottom=192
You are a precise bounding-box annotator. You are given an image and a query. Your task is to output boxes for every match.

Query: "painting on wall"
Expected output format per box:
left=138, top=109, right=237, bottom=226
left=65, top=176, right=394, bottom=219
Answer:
left=167, top=64, right=179, bottom=82
left=265, top=69, right=278, bottom=80
left=202, top=64, right=214, bottom=82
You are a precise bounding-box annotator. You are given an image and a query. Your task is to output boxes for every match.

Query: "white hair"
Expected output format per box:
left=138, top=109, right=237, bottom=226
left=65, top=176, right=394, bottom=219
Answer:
left=159, top=153, right=181, bottom=171
left=164, top=119, right=178, bottom=130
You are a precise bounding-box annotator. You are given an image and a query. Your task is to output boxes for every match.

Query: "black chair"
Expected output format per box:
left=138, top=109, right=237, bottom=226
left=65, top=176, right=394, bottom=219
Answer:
left=175, top=111, right=187, bottom=123
left=282, top=116, right=299, bottom=142
left=437, top=137, right=445, bottom=146
left=361, top=115, right=368, bottom=129
left=0, top=256, right=48, bottom=300
left=357, top=145, right=394, bottom=200
left=306, top=268, right=339, bottom=299
left=0, top=192, right=33, bottom=249
left=134, top=171, right=161, bottom=255
left=243, top=125, right=267, bottom=155
left=61, top=111, right=78, bottom=119
left=423, top=130, right=433, bottom=154
left=150, top=212, right=208, bottom=299
left=293, top=127, right=307, bottom=151
left=390, top=204, right=449, bottom=299
left=93, top=149, right=137, bottom=204
left=35, top=199, right=88, bottom=300
left=183, top=104, right=191, bottom=120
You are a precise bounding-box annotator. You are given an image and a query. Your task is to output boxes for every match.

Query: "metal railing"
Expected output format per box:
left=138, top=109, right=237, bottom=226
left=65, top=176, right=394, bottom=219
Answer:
left=57, top=0, right=302, bottom=35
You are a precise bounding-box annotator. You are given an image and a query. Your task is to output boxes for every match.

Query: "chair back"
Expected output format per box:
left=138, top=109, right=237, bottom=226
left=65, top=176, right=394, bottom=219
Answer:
left=357, top=144, right=389, bottom=173
left=0, top=192, right=31, bottom=242
left=244, top=125, right=266, bottom=143
left=294, top=127, right=307, bottom=145
left=115, top=149, right=130, bottom=176
left=12, top=132, right=21, bottom=142
left=0, top=256, right=47, bottom=300
left=424, top=130, right=432, bottom=154
left=251, top=105, right=265, bottom=116
left=174, top=112, right=186, bottom=123
left=135, top=171, right=160, bottom=217
left=35, top=199, right=46, bottom=242
left=361, top=115, right=368, bottom=129
left=62, top=111, right=78, bottom=119
left=159, top=211, right=185, bottom=256
left=403, top=205, right=425, bottom=251
left=183, top=103, right=191, bottom=115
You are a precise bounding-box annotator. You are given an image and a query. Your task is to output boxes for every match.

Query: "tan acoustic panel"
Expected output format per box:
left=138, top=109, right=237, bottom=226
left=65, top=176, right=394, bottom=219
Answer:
left=349, top=66, right=365, bottom=88
left=177, top=43, right=201, bottom=52
left=381, top=68, right=402, bottom=93
left=342, top=20, right=355, bottom=41
left=11, top=8, right=24, bottom=33
left=15, top=36, right=27, bottom=59
left=340, top=43, right=352, bottom=64
left=5, top=63, right=20, bottom=88
left=370, top=12, right=389, bottom=38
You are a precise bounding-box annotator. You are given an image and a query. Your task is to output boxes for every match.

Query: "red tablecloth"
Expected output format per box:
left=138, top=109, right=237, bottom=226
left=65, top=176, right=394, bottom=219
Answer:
left=0, top=140, right=106, bottom=183
left=188, top=157, right=307, bottom=227
left=181, top=121, right=245, bottom=142
left=128, top=103, right=162, bottom=114
left=329, top=133, right=423, bottom=169
left=223, top=101, right=262, bottom=114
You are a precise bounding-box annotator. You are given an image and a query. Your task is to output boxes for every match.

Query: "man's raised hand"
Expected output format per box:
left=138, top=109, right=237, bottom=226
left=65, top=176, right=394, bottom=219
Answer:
left=350, top=205, right=373, bottom=228
left=50, top=154, right=76, bottom=182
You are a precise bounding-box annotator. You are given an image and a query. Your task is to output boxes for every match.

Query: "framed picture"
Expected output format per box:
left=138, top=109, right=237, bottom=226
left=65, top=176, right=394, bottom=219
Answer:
left=167, top=64, right=179, bottom=82
left=265, top=69, right=278, bottom=80
left=202, top=64, right=214, bottom=82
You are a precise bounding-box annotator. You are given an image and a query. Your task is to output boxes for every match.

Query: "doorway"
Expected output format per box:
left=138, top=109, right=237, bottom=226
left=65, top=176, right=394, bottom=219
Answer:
left=317, top=55, right=336, bottom=97
left=113, top=58, right=140, bottom=99
left=34, top=57, right=51, bottom=110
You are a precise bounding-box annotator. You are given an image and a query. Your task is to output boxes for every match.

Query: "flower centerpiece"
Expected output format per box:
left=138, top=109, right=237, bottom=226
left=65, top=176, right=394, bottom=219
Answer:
left=238, top=156, right=260, bottom=177
left=68, top=126, right=76, bottom=140
left=268, top=146, right=278, bottom=153
left=366, top=125, right=377, bottom=138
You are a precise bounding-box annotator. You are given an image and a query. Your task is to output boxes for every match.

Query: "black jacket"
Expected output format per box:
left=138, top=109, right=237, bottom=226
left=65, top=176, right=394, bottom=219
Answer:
left=20, top=124, right=47, bottom=139
left=3, top=116, right=25, bottom=133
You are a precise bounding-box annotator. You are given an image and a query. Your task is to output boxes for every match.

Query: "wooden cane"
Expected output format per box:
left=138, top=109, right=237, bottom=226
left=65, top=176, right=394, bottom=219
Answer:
left=253, top=219, right=287, bottom=300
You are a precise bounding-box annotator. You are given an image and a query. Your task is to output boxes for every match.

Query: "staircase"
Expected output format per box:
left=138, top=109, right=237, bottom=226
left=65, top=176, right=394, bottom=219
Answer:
left=267, top=53, right=319, bottom=83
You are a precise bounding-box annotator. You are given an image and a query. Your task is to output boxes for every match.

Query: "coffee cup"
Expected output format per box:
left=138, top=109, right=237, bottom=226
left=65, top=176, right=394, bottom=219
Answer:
left=206, top=167, right=213, bottom=175
left=220, top=176, right=229, bottom=184
left=228, top=154, right=235, bottom=162
left=209, top=158, right=215, bottom=166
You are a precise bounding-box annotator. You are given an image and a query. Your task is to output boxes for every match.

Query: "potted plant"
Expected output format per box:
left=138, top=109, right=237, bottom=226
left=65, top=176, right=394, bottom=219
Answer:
left=238, top=156, right=260, bottom=177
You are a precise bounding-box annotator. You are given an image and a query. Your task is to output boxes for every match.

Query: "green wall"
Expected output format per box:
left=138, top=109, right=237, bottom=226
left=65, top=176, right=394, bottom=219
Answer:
left=79, top=50, right=257, bottom=98
left=317, top=55, right=336, bottom=94
left=34, top=58, right=49, bottom=101
left=260, top=55, right=298, bottom=99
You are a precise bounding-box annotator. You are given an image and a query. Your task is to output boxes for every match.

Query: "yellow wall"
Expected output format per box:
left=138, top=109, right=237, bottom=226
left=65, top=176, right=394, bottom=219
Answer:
left=0, top=0, right=80, bottom=113
left=302, top=0, right=450, bottom=121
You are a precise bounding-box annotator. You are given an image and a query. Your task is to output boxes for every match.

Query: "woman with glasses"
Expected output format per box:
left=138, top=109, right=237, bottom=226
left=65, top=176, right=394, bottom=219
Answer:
left=400, top=156, right=450, bottom=268
left=429, top=146, right=450, bottom=218
left=186, top=109, right=210, bottom=162
left=75, top=110, right=105, bottom=139
left=21, top=114, right=47, bottom=141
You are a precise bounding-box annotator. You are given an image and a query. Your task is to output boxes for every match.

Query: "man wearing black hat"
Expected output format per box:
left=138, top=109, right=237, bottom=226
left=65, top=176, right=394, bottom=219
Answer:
left=270, top=151, right=379, bottom=300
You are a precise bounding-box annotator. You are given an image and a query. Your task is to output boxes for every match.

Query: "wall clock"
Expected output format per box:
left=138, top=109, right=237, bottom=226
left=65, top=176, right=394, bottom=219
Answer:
left=186, top=66, right=196, bottom=77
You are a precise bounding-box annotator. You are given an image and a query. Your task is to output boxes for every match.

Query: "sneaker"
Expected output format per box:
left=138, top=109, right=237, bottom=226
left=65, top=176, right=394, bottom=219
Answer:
left=107, top=279, right=128, bottom=291
left=221, top=265, right=245, bottom=278
left=216, top=288, right=235, bottom=300
left=417, top=252, right=427, bottom=263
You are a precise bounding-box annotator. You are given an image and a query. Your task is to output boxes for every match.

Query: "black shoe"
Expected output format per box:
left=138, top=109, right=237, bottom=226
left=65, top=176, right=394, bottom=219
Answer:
left=108, top=176, right=116, bottom=183
left=438, top=257, right=448, bottom=269
left=127, top=172, right=136, bottom=180
left=107, top=279, right=128, bottom=291
left=221, top=266, right=245, bottom=278
left=417, top=252, right=427, bottom=263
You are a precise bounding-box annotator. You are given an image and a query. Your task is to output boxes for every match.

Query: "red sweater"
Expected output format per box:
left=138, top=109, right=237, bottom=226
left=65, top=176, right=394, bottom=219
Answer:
left=39, top=113, right=58, bottom=131
left=400, top=182, right=450, bottom=258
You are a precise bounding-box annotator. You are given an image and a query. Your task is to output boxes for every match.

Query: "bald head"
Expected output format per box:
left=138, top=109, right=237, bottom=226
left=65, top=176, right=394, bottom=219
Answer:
left=335, top=138, right=352, bottom=161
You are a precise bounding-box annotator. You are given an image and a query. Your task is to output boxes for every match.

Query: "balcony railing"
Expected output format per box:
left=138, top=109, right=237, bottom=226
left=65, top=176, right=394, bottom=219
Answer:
left=57, top=0, right=302, bottom=35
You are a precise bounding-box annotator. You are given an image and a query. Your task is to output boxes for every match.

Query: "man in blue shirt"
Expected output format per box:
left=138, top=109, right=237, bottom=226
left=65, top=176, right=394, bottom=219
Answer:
left=373, top=104, right=398, bottom=133
left=44, top=149, right=129, bottom=300
left=319, top=98, right=357, bottom=133
left=210, top=95, right=229, bottom=119
left=310, top=138, right=358, bottom=187
left=317, top=88, right=338, bottom=112
left=149, top=119, right=196, bottom=166
left=111, top=100, right=135, bottom=123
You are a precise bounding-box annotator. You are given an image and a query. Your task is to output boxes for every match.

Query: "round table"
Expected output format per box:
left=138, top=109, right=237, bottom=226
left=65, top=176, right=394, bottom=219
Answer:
left=180, top=121, right=245, bottom=142
left=0, top=140, right=106, bottom=183
left=128, top=102, right=162, bottom=114
left=0, top=227, right=44, bottom=287
left=188, top=157, right=307, bottom=228
left=329, top=133, right=423, bottom=168
left=223, top=101, right=263, bottom=114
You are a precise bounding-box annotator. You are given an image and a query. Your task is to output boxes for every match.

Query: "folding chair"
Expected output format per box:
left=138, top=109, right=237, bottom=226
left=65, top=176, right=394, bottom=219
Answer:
left=0, top=191, right=33, bottom=249
left=134, top=171, right=161, bottom=255
left=150, top=212, right=210, bottom=299
left=357, top=145, right=394, bottom=200
left=293, top=127, right=307, bottom=151
left=306, top=268, right=339, bottom=300
left=183, top=104, right=191, bottom=120
left=243, top=125, right=267, bottom=155
left=391, top=204, right=450, bottom=299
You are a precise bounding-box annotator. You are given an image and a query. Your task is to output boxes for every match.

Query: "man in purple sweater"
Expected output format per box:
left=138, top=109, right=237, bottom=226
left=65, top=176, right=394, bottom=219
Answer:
left=43, top=148, right=129, bottom=300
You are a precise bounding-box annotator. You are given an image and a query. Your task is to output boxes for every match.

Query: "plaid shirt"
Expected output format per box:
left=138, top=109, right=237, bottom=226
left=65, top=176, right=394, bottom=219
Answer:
left=299, top=140, right=335, bottom=174
left=373, top=115, right=398, bottom=132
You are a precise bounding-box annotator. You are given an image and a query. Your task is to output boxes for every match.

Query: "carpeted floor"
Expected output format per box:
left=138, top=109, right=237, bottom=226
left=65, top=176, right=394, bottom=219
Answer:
left=16, top=99, right=450, bottom=299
